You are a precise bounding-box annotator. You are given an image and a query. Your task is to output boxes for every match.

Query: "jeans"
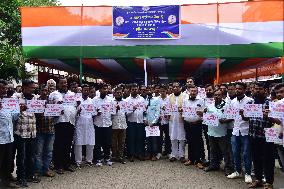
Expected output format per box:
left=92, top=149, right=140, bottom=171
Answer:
left=34, top=133, right=55, bottom=174
left=126, top=122, right=145, bottom=157
left=159, top=124, right=171, bottom=154
left=94, top=126, right=112, bottom=161
left=53, top=122, right=74, bottom=170
left=0, top=143, right=14, bottom=182
left=231, top=135, right=252, bottom=174
left=14, top=135, right=36, bottom=180
left=250, top=137, right=275, bottom=184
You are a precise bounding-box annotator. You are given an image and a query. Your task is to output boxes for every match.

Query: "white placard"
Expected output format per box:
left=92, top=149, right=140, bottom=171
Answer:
left=117, top=101, right=129, bottom=114
left=101, top=102, right=116, bottom=115
left=202, top=113, right=219, bottom=127
left=182, top=104, right=197, bottom=118
left=268, top=102, right=284, bottom=119
left=1, top=98, right=20, bottom=113
left=75, top=93, right=82, bottom=101
left=44, top=104, right=63, bottom=116
left=80, top=103, right=96, bottom=116
left=145, top=126, right=160, bottom=137
left=27, top=100, right=46, bottom=113
left=243, top=104, right=263, bottom=118
left=198, top=87, right=206, bottom=99
left=264, top=128, right=283, bottom=145
left=63, top=94, right=76, bottom=105
left=224, top=106, right=239, bottom=119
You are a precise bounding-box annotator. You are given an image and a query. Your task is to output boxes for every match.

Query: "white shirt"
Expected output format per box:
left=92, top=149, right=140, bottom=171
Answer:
left=224, top=95, right=235, bottom=129
left=49, top=90, right=77, bottom=125
left=93, top=96, right=114, bottom=127
left=126, top=95, right=146, bottom=123
left=231, top=95, right=253, bottom=136
left=158, top=96, right=170, bottom=125
left=112, top=99, right=128, bottom=129
left=183, top=97, right=204, bottom=123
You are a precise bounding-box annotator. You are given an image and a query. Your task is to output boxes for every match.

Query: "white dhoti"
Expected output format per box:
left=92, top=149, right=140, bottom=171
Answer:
left=169, top=113, right=185, bottom=158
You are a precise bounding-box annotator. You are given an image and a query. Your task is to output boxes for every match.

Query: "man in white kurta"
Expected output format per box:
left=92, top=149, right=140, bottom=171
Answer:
left=168, top=82, right=186, bottom=162
left=74, top=85, right=95, bottom=167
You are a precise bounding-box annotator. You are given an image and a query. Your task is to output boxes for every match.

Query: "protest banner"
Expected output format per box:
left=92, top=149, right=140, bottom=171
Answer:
left=145, top=126, right=160, bottom=137
left=268, top=102, right=284, bottom=119
left=243, top=104, right=263, bottom=118
left=202, top=113, right=219, bottom=127
left=27, top=100, right=46, bottom=113
left=80, top=103, right=96, bottom=116
left=182, top=104, right=197, bottom=118
left=264, top=128, right=283, bottom=145
left=224, top=106, right=239, bottom=119
left=44, top=104, right=63, bottom=116
left=63, top=94, right=77, bottom=105
left=1, top=98, right=20, bottom=113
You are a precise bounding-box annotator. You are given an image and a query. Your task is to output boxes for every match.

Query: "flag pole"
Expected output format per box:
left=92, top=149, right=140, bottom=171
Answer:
left=79, top=4, right=83, bottom=85
left=144, top=59, right=147, bottom=86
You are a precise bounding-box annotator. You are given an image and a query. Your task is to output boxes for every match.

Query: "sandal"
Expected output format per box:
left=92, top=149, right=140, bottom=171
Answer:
left=263, top=183, right=273, bottom=189
left=248, top=180, right=263, bottom=188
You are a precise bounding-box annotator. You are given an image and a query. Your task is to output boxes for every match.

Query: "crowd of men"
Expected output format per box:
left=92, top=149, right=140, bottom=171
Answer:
left=0, top=76, right=284, bottom=189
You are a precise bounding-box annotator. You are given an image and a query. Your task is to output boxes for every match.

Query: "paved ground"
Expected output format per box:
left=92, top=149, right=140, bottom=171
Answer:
left=27, top=158, right=284, bottom=189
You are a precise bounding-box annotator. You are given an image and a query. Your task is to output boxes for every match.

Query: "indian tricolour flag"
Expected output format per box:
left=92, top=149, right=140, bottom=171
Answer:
left=21, top=0, right=283, bottom=59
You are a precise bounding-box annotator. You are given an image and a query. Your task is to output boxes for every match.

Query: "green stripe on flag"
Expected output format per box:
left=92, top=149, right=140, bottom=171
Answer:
left=23, top=42, right=283, bottom=59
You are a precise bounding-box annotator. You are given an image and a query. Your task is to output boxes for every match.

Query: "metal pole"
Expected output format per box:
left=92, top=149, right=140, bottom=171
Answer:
left=79, top=4, right=83, bottom=85
left=144, top=59, right=147, bottom=86
left=216, top=58, right=220, bottom=84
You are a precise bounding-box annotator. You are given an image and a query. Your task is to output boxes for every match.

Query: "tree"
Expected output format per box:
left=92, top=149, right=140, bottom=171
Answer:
left=0, top=0, right=58, bottom=81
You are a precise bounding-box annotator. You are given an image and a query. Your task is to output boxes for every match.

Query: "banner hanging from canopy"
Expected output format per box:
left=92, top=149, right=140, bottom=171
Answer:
left=113, top=6, right=180, bottom=39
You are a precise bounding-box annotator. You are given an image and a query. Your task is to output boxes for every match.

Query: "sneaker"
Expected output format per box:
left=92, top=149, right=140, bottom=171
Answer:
left=227, top=171, right=241, bottom=179
left=105, top=159, right=113, bottom=166
left=75, top=163, right=81, bottom=170
left=245, top=174, right=252, bottom=183
left=44, top=170, right=55, bottom=177
left=86, top=162, right=93, bottom=167
left=96, top=160, right=103, bottom=167
left=156, top=153, right=162, bottom=160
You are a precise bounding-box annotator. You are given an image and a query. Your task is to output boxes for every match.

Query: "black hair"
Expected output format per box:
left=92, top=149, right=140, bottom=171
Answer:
left=0, top=79, right=8, bottom=86
left=235, top=82, right=247, bottom=90
left=22, top=79, right=34, bottom=87
left=274, top=83, right=284, bottom=91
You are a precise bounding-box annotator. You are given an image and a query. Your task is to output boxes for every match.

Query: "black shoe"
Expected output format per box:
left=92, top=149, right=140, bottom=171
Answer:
left=0, top=181, right=20, bottom=188
left=201, top=159, right=210, bottom=167
left=120, top=158, right=127, bottom=164
left=16, top=180, right=28, bottom=188
left=55, top=169, right=64, bottom=174
left=170, top=157, right=177, bottom=162
left=204, top=166, right=219, bottom=172
left=64, top=166, right=75, bottom=172
left=129, top=156, right=134, bottom=162
left=27, top=175, right=41, bottom=183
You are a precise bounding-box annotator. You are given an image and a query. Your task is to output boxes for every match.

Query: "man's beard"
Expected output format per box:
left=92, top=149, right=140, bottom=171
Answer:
left=206, top=93, right=213, bottom=98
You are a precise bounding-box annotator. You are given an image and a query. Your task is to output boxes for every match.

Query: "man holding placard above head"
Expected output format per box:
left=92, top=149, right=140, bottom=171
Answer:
left=74, top=84, right=95, bottom=169
left=168, top=82, right=186, bottom=163
left=227, top=82, right=253, bottom=184
left=201, top=89, right=234, bottom=176
left=248, top=82, right=280, bottom=189
left=144, top=88, right=160, bottom=161
left=49, top=77, right=77, bottom=174
left=93, top=83, right=115, bottom=166
left=183, top=85, right=205, bottom=169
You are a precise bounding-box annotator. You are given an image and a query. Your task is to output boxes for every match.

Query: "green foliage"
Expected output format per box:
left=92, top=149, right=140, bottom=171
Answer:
left=0, top=0, right=58, bottom=81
